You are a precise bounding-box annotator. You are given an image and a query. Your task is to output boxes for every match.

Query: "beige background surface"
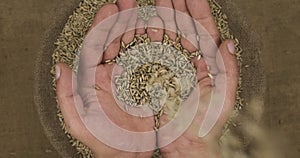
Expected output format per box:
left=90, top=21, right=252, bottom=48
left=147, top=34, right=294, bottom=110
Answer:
left=0, top=0, right=299, bottom=157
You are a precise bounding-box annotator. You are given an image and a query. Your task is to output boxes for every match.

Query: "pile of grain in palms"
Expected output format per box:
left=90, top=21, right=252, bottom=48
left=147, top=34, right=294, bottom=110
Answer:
left=50, top=0, right=253, bottom=157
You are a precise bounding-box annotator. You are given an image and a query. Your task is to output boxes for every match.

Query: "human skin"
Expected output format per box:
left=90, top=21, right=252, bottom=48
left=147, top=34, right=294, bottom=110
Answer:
left=55, top=0, right=238, bottom=158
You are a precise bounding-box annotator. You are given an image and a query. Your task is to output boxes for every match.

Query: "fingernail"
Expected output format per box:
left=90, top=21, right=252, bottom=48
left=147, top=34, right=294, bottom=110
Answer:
left=227, top=40, right=236, bottom=54
left=55, top=65, right=61, bottom=80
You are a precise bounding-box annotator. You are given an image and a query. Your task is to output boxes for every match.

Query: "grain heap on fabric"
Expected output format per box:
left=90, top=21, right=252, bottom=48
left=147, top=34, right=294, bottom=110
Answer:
left=50, top=0, right=244, bottom=157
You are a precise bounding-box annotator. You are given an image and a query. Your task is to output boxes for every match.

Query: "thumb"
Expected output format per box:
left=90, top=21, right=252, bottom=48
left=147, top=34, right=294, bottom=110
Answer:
left=55, top=63, right=94, bottom=144
left=216, top=40, right=239, bottom=123
left=55, top=63, right=77, bottom=99
left=199, top=40, right=239, bottom=138
left=211, top=40, right=239, bottom=136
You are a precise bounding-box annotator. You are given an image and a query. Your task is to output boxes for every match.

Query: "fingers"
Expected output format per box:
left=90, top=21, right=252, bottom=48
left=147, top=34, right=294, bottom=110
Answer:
left=88, top=4, right=119, bottom=32
left=186, top=0, right=220, bottom=63
left=156, top=0, right=177, bottom=40
left=102, top=0, right=137, bottom=63
left=215, top=40, right=238, bottom=116
left=55, top=63, right=77, bottom=98
left=79, top=3, right=119, bottom=94
left=172, top=0, right=187, bottom=14
left=198, top=40, right=238, bottom=138
left=186, top=0, right=219, bottom=38
left=136, top=18, right=146, bottom=35
left=121, top=0, right=137, bottom=44
left=172, top=0, right=198, bottom=52
left=169, top=0, right=220, bottom=76
left=55, top=63, right=96, bottom=146
left=102, top=37, right=122, bottom=63
left=186, top=0, right=211, bottom=20
left=146, top=16, right=164, bottom=42
left=81, top=4, right=118, bottom=68
left=192, top=4, right=219, bottom=74
left=117, top=0, right=136, bottom=11
left=110, top=0, right=137, bottom=41
left=122, top=16, right=136, bottom=45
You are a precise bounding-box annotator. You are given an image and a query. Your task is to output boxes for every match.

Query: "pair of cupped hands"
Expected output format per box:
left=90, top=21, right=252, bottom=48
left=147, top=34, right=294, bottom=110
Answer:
left=55, top=0, right=238, bottom=157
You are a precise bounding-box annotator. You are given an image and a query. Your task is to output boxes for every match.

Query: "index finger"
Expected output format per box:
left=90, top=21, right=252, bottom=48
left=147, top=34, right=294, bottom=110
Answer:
left=186, top=0, right=219, bottom=42
left=78, top=4, right=118, bottom=89
left=81, top=4, right=119, bottom=69
left=186, top=0, right=220, bottom=74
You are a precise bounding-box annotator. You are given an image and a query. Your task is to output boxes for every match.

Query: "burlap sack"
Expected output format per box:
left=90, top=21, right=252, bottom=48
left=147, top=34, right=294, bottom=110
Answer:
left=34, top=0, right=265, bottom=157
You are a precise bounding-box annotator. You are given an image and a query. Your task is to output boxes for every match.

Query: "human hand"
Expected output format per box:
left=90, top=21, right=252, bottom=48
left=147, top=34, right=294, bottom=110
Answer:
left=55, top=0, right=238, bottom=157
left=55, top=0, right=156, bottom=157
left=154, top=0, right=238, bottom=157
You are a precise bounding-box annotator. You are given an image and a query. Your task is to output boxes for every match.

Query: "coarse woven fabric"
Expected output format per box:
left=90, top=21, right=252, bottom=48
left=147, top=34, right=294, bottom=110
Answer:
left=34, top=0, right=265, bottom=157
